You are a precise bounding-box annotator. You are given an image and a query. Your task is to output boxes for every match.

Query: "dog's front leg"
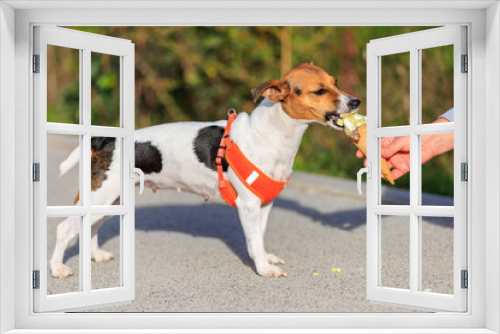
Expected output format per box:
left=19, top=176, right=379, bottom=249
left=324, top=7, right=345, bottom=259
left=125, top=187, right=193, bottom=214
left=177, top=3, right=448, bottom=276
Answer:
left=260, top=201, right=285, bottom=265
left=236, top=197, right=287, bottom=277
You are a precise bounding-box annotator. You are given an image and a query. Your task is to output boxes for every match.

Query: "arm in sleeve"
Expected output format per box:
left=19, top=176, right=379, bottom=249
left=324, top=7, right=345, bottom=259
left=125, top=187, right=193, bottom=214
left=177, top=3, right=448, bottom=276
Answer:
left=438, top=107, right=454, bottom=122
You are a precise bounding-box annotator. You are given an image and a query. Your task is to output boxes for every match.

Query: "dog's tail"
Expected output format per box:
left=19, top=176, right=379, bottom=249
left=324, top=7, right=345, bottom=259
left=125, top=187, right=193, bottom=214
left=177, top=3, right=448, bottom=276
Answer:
left=59, top=146, right=80, bottom=178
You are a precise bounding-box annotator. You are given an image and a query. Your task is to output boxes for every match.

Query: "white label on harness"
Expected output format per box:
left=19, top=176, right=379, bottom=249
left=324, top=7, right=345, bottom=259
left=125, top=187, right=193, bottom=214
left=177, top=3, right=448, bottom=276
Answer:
left=246, top=171, right=259, bottom=185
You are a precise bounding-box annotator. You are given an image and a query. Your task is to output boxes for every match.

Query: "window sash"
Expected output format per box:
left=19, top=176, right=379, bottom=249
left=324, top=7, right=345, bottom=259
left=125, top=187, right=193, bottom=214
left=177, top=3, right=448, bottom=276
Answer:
left=6, top=5, right=490, bottom=331
left=32, top=25, right=136, bottom=313
left=366, top=26, right=467, bottom=312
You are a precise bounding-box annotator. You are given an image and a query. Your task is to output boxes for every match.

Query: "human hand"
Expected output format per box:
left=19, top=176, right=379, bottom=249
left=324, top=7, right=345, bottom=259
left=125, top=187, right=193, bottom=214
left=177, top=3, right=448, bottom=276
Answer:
left=356, top=136, right=411, bottom=180
left=355, top=118, right=454, bottom=181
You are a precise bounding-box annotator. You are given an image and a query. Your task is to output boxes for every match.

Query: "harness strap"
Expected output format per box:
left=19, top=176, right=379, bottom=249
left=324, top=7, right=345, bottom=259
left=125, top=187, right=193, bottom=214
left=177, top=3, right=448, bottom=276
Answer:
left=216, top=113, right=238, bottom=207
left=225, top=141, right=287, bottom=204
left=216, top=112, right=289, bottom=207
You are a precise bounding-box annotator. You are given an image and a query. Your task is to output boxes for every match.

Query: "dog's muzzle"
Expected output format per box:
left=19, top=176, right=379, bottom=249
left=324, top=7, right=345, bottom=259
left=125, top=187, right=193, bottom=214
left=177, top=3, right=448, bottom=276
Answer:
left=326, top=98, right=361, bottom=130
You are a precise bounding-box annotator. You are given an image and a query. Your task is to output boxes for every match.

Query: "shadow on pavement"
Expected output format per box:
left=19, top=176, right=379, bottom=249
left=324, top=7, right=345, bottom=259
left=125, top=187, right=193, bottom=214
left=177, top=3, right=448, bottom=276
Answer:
left=274, top=198, right=367, bottom=230
left=64, top=200, right=366, bottom=266
left=63, top=198, right=452, bottom=265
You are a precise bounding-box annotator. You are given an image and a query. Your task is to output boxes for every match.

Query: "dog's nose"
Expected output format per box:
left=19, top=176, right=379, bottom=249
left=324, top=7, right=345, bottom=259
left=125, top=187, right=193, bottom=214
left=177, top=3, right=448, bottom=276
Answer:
left=349, top=99, right=361, bottom=109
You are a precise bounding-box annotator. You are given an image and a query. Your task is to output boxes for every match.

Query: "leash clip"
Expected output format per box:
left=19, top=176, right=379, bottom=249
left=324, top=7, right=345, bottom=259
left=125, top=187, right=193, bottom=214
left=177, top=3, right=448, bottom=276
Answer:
left=227, top=108, right=237, bottom=116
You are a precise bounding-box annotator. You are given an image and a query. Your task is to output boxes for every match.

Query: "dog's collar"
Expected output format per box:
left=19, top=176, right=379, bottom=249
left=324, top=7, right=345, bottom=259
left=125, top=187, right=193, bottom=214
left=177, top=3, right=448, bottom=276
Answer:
left=216, top=111, right=289, bottom=207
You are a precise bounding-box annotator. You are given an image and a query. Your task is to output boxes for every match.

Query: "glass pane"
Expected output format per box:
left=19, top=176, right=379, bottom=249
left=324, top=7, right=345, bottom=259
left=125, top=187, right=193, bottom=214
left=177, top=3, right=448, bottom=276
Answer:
left=90, top=137, right=121, bottom=205
left=381, top=52, right=410, bottom=127
left=421, top=216, right=454, bottom=294
left=380, top=136, right=410, bottom=205
left=380, top=215, right=410, bottom=290
left=91, top=215, right=121, bottom=290
left=47, top=216, right=80, bottom=294
left=91, top=52, right=121, bottom=127
left=47, top=45, right=80, bottom=124
left=421, top=45, right=454, bottom=125
left=47, top=134, right=81, bottom=206
left=421, top=134, right=454, bottom=206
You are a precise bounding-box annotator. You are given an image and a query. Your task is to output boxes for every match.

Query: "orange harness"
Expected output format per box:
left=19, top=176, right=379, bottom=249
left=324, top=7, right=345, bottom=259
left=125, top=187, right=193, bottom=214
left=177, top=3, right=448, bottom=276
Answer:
left=216, top=112, right=288, bottom=207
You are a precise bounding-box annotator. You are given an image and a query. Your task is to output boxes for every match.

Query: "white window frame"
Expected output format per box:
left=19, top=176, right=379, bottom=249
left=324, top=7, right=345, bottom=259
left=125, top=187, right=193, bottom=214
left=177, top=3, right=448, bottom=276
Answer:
left=0, top=1, right=499, bottom=333
left=366, top=26, right=468, bottom=312
left=33, top=26, right=136, bottom=312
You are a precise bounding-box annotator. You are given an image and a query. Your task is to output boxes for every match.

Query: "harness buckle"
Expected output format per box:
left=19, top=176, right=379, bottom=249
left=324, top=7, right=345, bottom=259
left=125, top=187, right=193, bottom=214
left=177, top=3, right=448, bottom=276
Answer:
left=215, top=156, right=222, bottom=165
left=219, top=180, right=226, bottom=188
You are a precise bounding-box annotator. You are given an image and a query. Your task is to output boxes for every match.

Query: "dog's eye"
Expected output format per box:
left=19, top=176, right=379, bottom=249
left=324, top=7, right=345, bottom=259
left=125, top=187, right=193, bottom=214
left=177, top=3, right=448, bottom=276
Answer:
left=313, top=88, right=328, bottom=96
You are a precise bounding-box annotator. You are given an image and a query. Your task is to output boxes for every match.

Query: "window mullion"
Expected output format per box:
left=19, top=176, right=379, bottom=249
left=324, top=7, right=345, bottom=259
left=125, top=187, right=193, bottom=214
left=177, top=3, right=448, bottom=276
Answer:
left=81, top=47, right=92, bottom=294
left=409, top=48, right=420, bottom=294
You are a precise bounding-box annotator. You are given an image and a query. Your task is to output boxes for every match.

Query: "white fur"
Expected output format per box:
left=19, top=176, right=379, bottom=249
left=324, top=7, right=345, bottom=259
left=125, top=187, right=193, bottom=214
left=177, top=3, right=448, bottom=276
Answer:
left=337, top=93, right=356, bottom=114
left=59, top=145, right=80, bottom=178
left=51, top=98, right=352, bottom=278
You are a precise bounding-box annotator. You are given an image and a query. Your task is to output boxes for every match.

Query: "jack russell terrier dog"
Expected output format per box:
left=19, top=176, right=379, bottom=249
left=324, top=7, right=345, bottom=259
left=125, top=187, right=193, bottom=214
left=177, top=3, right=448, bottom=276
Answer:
left=52, top=62, right=361, bottom=278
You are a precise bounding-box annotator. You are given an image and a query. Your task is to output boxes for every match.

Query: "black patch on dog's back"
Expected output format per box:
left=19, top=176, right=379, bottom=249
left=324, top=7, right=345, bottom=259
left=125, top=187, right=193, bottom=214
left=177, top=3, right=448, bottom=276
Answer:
left=91, top=137, right=116, bottom=152
left=135, top=141, right=163, bottom=174
left=193, top=125, right=228, bottom=172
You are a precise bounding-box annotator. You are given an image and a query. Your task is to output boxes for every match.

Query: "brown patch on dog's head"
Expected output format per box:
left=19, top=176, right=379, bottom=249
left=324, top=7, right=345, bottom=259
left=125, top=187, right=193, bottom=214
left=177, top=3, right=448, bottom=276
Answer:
left=251, top=80, right=290, bottom=104
left=252, top=62, right=360, bottom=126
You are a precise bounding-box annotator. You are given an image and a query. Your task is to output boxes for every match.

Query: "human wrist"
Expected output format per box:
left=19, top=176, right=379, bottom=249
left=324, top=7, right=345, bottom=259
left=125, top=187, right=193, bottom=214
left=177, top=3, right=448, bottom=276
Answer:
left=432, top=118, right=450, bottom=125
left=426, top=118, right=454, bottom=158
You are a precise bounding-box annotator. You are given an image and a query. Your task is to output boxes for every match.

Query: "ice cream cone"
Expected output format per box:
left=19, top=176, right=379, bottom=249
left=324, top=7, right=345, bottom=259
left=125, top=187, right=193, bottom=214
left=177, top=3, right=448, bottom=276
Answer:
left=349, top=124, right=395, bottom=185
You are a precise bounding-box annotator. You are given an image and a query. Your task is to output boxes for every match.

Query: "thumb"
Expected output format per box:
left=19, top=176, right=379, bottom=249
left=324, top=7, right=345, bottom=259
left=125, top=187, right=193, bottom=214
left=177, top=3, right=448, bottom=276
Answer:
left=381, top=138, right=407, bottom=159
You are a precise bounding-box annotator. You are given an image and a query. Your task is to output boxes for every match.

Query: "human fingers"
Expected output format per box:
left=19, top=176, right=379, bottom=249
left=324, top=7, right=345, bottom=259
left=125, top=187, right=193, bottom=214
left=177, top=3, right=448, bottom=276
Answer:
left=380, top=137, right=394, bottom=148
left=356, top=150, right=365, bottom=158
left=381, top=136, right=410, bottom=159
left=386, top=153, right=410, bottom=180
left=391, top=168, right=407, bottom=180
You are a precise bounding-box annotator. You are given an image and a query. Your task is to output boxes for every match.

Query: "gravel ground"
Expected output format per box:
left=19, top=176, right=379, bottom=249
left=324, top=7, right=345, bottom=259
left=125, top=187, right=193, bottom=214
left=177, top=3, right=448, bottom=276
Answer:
left=46, top=134, right=454, bottom=313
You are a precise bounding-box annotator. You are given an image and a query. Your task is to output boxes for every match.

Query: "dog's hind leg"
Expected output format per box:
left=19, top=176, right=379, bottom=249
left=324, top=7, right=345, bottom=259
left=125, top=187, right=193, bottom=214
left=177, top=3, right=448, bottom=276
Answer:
left=50, top=216, right=80, bottom=279
left=51, top=137, right=121, bottom=279
left=49, top=215, right=116, bottom=279
left=90, top=216, right=115, bottom=263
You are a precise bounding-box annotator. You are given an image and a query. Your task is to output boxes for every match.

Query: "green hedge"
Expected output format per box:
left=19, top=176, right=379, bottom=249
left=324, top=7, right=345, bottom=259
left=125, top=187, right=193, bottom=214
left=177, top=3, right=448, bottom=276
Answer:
left=48, top=26, right=453, bottom=197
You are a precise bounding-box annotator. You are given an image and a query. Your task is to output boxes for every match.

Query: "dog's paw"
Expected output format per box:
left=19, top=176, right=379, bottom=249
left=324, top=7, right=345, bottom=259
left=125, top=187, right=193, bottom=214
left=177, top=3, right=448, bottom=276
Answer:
left=256, top=263, right=288, bottom=278
left=51, top=264, right=74, bottom=279
left=91, top=249, right=115, bottom=263
left=266, top=253, right=285, bottom=265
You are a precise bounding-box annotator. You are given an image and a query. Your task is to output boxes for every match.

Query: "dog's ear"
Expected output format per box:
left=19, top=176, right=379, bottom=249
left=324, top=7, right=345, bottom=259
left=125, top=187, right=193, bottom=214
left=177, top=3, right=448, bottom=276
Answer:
left=251, top=79, right=290, bottom=104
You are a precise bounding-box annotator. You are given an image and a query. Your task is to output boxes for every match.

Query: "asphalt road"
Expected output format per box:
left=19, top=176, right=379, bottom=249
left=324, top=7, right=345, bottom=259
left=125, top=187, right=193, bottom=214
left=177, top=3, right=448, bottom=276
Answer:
left=46, top=134, right=454, bottom=313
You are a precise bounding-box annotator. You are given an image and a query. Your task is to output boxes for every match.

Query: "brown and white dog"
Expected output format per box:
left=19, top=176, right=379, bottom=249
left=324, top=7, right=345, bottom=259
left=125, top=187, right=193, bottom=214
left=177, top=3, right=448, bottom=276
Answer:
left=53, top=63, right=361, bottom=278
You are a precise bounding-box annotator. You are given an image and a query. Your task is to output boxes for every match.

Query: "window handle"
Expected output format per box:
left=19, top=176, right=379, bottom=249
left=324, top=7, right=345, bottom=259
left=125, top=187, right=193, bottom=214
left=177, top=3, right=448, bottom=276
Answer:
left=129, top=162, right=145, bottom=195
left=134, top=168, right=145, bottom=195
left=357, top=162, right=371, bottom=195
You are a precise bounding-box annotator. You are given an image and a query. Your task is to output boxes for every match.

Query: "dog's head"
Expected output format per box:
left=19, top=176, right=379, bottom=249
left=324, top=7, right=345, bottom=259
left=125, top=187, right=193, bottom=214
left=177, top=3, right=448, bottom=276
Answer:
left=251, top=62, right=360, bottom=130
